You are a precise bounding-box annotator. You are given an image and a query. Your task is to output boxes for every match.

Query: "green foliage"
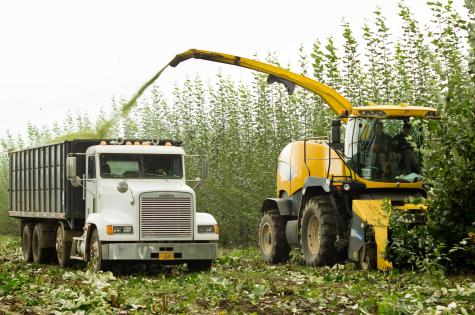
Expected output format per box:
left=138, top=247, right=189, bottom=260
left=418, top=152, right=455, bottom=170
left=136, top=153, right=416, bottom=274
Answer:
left=0, top=235, right=474, bottom=314
left=386, top=1, right=475, bottom=273
left=420, top=0, right=475, bottom=270
left=387, top=209, right=448, bottom=274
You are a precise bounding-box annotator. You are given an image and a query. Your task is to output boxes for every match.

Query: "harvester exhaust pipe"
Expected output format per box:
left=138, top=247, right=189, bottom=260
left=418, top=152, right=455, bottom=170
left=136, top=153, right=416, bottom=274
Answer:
left=331, top=119, right=341, bottom=144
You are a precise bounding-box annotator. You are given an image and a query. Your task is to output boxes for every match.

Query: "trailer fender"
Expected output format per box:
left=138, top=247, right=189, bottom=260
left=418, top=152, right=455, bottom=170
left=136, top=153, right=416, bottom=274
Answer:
left=261, top=198, right=292, bottom=216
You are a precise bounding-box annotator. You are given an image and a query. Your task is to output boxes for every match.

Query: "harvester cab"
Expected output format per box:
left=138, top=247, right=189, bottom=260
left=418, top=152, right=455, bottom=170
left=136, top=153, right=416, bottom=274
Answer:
left=169, top=49, right=440, bottom=270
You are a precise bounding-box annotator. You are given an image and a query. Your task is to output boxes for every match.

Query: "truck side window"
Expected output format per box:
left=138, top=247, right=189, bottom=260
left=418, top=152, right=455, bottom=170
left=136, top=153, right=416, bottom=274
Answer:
left=88, top=156, right=96, bottom=179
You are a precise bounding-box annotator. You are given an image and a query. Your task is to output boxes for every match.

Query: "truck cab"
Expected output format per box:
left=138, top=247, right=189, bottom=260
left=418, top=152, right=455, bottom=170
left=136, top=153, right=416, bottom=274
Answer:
left=71, top=140, right=219, bottom=271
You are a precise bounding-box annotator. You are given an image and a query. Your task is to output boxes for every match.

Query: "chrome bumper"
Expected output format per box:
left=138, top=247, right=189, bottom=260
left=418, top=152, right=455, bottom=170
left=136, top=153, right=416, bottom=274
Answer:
left=101, top=242, right=218, bottom=261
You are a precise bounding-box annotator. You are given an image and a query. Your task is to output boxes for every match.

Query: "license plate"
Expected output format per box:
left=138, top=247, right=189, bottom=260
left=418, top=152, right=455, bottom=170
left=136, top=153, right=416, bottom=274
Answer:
left=159, top=252, right=174, bottom=260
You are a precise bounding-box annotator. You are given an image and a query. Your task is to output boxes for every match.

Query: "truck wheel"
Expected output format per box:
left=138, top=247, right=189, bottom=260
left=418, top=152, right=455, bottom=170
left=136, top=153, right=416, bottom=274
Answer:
left=89, top=229, right=108, bottom=272
left=32, top=224, right=47, bottom=264
left=22, top=224, right=34, bottom=262
left=56, top=224, right=71, bottom=268
left=258, top=212, right=290, bottom=264
left=359, top=244, right=376, bottom=270
left=187, top=260, right=212, bottom=272
left=300, top=196, right=337, bottom=266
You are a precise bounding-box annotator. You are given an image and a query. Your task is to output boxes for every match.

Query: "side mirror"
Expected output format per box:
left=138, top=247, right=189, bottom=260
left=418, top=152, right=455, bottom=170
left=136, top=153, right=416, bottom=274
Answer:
left=66, top=157, right=77, bottom=179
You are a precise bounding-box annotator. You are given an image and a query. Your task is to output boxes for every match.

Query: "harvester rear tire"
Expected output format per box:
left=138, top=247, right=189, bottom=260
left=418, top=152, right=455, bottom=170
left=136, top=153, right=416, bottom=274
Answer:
left=300, top=196, right=337, bottom=266
left=22, top=223, right=34, bottom=263
left=258, top=211, right=290, bottom=264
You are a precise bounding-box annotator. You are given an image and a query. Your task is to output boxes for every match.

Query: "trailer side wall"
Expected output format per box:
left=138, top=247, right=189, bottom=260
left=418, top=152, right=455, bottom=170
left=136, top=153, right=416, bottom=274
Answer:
left=8, top=140, right=99, bottom=228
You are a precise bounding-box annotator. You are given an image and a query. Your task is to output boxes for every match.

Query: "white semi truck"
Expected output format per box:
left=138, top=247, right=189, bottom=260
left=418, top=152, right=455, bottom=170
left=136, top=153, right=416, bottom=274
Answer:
left=8, top=139, right=219, bottom=271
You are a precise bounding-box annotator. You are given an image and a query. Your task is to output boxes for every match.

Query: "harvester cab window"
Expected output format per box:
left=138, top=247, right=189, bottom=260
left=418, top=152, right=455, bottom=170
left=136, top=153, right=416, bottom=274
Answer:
left=345, top=118, right=423, bottom=182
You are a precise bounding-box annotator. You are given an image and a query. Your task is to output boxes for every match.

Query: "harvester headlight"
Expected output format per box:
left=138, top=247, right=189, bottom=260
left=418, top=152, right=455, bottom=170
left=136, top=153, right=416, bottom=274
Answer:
left=343, top=183, right=351, bottom=191
left=198, top=224, right=219, bottom=234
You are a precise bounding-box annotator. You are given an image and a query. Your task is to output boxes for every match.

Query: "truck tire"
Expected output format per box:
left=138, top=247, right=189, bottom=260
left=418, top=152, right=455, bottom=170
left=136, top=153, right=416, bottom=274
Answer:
left=32, top=224, right=47, bottom=264
left=187, top=260, right=212, bottom=272
left=22, top=223, right=34, bottom=262
left=300, top=196, right=337, bottom=266
left=56, top=223, right=71, bottom=268
left=258, top=212, right=290, bottom=264
left=89, top=228, right=108, bottom=272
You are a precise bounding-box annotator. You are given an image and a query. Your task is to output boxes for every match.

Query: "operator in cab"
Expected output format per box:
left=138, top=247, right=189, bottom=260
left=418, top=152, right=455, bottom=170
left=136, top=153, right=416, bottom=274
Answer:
left=392, top=123, right=420, bottom=174
left=370, top=121, right=393, bottom=177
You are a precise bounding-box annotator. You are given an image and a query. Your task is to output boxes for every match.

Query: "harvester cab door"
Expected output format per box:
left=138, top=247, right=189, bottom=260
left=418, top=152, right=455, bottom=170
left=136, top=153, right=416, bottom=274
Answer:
left=85, top=155, right=97, bottom=215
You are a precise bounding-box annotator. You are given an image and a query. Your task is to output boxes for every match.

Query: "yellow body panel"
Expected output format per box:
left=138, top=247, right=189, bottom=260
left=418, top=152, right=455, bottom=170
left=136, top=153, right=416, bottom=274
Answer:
left=352, top=200, right=392, bottom=270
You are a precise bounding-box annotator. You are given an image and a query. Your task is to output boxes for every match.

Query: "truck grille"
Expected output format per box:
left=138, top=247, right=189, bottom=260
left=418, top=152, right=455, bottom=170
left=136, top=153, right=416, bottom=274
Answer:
left=140, top=192, right=193, bottom=240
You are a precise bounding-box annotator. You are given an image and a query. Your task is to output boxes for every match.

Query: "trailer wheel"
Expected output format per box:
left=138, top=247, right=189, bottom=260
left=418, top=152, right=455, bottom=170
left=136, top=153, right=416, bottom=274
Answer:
left=32, top=224, right=47, bottom=264
left=258, top=212, right=290, bottom=264
left=300, top=196, right=337, bottom=266
left=22, top=224, right=34, bottom=262
left=89, top=228, right=108, bottom=272
left=187, top=260, right=212, bottom=272
left=56, top=223, right=71, bottom=268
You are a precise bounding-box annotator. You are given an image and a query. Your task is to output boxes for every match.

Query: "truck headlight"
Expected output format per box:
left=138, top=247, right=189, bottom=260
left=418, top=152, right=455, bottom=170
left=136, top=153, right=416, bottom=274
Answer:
left=198, top=224, right=219, bottom=234
left=106, top=225, right=134, bottom=235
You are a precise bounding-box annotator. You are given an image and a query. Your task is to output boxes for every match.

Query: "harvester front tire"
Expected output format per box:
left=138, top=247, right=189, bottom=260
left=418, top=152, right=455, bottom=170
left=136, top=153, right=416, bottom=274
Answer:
left=300, top=196, right=337, bottom=266
left=258, top=212, right=290, bottom=264
left=22, top=223, right=34, bottom=262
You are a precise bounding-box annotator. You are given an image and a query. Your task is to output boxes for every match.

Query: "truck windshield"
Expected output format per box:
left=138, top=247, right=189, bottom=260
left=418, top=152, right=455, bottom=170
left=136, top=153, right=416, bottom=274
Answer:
left=100, top=154, right=183, bottom=179
left=344, top=118, right=424, bottom=182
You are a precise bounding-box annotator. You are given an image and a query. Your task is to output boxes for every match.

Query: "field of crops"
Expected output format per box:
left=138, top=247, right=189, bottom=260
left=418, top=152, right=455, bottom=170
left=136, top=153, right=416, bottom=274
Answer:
left=0, top=235, right=473, bottom=314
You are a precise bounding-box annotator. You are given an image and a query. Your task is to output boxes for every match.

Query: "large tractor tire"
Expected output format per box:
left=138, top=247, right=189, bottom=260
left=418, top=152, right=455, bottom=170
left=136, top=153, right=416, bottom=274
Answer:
left=89, top=228, right=108, bottom=272
left=32, top=224, right=48, bottom=264
left=22, top=223, right=34, bottom=262
left=258, top=211, right=290, bottom=264
left=300, top=196, right=337, bottom=266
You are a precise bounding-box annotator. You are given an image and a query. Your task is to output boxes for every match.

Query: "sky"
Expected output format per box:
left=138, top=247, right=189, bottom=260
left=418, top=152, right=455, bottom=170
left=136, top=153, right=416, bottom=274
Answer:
left=0, top=0, right=469, bottom=138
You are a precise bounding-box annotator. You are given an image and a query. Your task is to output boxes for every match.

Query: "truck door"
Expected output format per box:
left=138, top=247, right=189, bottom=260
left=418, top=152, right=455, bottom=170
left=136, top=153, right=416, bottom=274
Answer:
left=85, top=155, right=97, bottom=215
